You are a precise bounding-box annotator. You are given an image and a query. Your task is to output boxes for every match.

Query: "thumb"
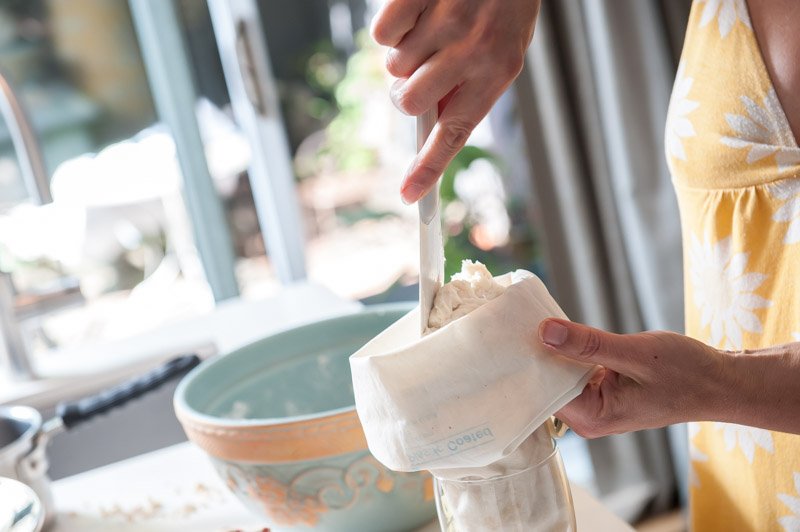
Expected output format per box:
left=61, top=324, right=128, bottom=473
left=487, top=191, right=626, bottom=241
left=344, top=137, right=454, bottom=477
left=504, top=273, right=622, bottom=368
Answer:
left=538, top=318, right=648, bottom=377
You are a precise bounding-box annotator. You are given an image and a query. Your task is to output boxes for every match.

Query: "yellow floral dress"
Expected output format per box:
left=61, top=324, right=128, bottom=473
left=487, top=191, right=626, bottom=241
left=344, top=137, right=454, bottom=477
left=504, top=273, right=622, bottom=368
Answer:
left=666, top=0, right=800, bottom=530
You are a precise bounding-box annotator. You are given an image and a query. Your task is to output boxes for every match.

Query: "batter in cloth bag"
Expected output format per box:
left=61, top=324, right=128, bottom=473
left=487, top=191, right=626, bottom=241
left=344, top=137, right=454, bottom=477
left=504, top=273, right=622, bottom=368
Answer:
left=350, top=260, right=597, bottom=531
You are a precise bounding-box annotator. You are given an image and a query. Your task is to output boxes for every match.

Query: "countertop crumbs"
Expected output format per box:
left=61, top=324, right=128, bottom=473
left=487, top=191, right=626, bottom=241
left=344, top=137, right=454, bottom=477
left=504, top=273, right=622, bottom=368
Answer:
left=181, top=504, right=197, bottom=517
left=82, top=483, right=228, bottom=524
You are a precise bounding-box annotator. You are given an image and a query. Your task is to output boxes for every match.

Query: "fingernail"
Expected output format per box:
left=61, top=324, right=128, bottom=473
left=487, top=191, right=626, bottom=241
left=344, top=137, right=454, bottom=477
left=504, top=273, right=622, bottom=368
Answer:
left=540, top=320, right=568, bottom=347
left=390, top=81, right=410, bottom=115
left=401, top=183, right=425, bottom=205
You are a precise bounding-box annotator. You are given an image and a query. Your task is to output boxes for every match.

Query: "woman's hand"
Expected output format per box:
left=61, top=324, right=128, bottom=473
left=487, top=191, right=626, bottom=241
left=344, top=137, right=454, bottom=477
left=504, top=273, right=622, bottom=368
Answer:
left=538, top=318, right=736, bottom=438
left=370, top=0, right=541, bottom=204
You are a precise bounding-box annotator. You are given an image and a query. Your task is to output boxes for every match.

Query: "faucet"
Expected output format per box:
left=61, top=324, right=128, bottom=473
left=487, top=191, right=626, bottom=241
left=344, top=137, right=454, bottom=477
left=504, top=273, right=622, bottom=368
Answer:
left=0, top=70, right=83, bottom=380
left=0, top=70, right=50, bottom=204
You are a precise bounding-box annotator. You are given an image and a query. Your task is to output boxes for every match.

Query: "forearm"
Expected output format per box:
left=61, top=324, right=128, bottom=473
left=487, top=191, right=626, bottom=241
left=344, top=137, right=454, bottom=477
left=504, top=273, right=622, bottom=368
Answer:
left=713, top=344, right=800, bottom=435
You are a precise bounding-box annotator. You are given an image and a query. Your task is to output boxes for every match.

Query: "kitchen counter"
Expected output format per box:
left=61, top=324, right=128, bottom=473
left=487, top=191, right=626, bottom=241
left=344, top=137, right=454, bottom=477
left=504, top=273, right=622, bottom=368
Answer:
left=51, top=442, right=633, bottom=531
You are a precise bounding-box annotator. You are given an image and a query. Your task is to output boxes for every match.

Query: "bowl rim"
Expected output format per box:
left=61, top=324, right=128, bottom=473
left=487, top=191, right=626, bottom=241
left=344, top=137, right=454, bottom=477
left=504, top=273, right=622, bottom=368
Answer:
left=173, top=301, right=415, bottom=429
left=0, top=405, right=42, bottom=458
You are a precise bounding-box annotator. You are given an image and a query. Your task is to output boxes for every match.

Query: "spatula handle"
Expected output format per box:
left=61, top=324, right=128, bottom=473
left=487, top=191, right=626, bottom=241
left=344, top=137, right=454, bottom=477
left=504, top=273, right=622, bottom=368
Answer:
left=417, top=108, right=439, bottom=224
left=56, top=354, right=201, bottom=430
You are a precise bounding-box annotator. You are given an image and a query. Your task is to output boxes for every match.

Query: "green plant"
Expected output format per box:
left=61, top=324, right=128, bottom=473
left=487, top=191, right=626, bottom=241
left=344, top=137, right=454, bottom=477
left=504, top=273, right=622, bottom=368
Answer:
left=302, top=41, right=344, bottom=122
left=298, top=31, right=384, bottom=179
left=440, top=146, right=499, bottom=202
left=440, top=146, right=542, bottom=280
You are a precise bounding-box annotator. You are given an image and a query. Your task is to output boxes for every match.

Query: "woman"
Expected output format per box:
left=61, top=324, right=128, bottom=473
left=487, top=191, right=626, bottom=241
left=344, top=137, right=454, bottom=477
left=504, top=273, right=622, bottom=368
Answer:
left=371, top=0, right=800, bottom=529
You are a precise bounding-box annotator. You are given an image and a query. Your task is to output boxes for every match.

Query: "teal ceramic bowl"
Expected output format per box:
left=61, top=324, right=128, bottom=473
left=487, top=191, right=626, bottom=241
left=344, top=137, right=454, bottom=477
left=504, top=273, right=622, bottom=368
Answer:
left=174, top=303, right=435, bottom=532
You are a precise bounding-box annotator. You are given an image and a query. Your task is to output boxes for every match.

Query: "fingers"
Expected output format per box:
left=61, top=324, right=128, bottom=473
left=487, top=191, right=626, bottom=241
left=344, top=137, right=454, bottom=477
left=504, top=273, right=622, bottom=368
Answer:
left=371, top=0, right=429, bottom=47
left=374, top=0, right=536, bottom=204
left=556, top=371, right=646, bottom=439
left=538, top=319, right=654, bottom=378
left=558, top=373, right=683, bottom=438
left=390, top=51, right=465, bottom=116
left=400, top=81, right=497, bottom=203
left=586, top=366, right=606, bottom=386
left=438, top=85, right=460, bottom=114
left=384, top=15, right=440, bottom=78
left=555, top=373, right=613, bottom=439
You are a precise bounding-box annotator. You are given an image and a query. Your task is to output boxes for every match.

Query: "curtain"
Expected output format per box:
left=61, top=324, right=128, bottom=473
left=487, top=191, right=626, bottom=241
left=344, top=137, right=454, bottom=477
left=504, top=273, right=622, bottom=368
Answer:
left=511, top=0, right=692, bottom=521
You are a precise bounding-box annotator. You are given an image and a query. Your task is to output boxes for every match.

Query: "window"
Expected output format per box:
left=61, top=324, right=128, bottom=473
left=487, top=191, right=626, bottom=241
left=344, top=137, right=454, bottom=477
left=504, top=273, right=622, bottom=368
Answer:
left=0, top=0, right=600, bottom=512
left=0, top=0, right=222, bottom=379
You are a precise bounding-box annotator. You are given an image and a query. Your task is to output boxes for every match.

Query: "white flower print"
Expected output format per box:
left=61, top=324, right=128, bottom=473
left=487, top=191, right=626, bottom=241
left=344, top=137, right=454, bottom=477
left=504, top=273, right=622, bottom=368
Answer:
left=666, top=63, right=699, bottom=161
left=721, top=90, right=800, bottom=172
left=697, top=0, right=751, bottom=38
left=778, top=472, right=800, bottom=531
left=770, top=180, right=800, bottom=244
left=688, top=422, right=708, bottom=487
left=690, top=234, right=772, bottom=350
left=715, top=422, right=774, bottom=463
left=794, top=332, right=800, bottom=342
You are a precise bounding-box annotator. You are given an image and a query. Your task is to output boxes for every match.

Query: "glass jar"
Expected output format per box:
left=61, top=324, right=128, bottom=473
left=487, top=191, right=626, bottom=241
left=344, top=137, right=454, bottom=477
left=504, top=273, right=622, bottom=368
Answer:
left=434, top=443, right=576, bottom=532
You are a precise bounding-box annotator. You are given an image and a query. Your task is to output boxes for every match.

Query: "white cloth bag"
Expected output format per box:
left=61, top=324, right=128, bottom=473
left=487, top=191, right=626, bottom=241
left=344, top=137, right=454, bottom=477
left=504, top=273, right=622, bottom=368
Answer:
left=350, top=271, right=595, bottom=474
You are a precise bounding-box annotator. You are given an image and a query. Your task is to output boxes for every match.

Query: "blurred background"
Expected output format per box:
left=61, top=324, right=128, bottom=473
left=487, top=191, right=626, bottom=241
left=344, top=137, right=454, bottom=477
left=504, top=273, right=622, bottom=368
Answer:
left=0, top=0, right=693, bottom=530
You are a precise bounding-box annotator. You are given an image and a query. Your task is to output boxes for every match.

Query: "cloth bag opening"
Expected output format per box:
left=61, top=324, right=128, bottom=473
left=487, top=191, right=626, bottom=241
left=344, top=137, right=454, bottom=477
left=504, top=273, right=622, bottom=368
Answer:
left=350, top=271, right=596, bottom=476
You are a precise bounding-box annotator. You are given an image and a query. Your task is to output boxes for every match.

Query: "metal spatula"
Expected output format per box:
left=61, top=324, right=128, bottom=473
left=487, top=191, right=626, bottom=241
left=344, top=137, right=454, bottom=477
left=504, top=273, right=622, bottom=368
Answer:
left=417, top=109, right=445, bottom=335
